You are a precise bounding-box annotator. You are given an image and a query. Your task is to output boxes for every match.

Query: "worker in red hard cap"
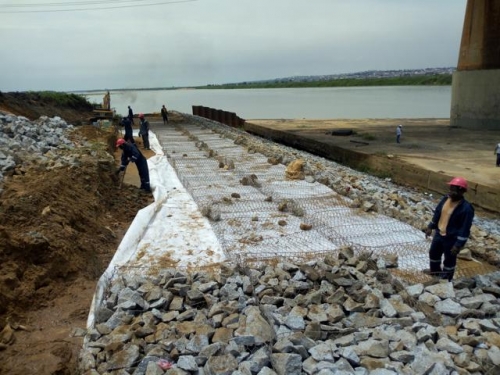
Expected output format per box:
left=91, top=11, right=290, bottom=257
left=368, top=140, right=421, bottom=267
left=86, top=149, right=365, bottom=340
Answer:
left=115, top=138, right=151, bottom=193
left=423, top=177, right=474, bottom=281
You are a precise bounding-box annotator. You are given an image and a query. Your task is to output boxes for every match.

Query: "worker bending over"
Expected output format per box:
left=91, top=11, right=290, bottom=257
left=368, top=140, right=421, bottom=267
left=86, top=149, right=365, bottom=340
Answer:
left=115, top=138, right=151, bottom=193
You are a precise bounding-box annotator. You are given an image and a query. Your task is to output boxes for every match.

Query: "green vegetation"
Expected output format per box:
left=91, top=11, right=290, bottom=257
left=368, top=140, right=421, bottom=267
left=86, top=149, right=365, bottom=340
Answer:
left=196, top=74, right=452, bottom=90
left=35, top=91, right=92, bottom=108
left=355, top=163, right=392, bottom=179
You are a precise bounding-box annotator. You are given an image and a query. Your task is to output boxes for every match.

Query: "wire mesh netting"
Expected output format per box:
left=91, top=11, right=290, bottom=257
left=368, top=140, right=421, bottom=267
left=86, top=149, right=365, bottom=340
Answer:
left=153, top=123, right=487, bottom=281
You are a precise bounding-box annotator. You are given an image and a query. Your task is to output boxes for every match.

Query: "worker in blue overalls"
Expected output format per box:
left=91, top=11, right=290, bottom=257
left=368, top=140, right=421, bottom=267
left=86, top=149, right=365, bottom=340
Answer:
left=120, top=117, right=135, bottom=143
left=115, top=138, right=151, bottom=193
left=423, top=177, right=474, bottom=281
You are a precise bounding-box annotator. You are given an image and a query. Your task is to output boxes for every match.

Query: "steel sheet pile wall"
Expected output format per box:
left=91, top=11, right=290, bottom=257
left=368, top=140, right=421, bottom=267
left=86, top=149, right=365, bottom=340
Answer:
left=192, top=105, right=245, bottom=127
left=159, top=123, right=435, bottom=277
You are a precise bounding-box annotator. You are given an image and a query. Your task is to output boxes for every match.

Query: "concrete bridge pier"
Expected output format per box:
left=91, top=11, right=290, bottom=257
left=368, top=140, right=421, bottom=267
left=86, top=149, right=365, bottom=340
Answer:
left=451, top=0, right=500, bottom=129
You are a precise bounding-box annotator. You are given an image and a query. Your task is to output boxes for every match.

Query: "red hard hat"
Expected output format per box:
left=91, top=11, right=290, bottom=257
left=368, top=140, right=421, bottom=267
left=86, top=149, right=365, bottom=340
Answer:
left=115, top=138, right=126, bottom=147
left=447, top=176, right=467, bottom=190
left=138, top=113, right=144, bottom=118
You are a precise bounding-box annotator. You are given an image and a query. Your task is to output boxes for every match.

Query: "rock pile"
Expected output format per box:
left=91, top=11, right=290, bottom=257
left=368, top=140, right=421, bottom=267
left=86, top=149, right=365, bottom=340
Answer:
left=0, top=113, right=76, bottom=187
left=77, top=113, right=500, bottom=374
left=80, top=249, right=500, bottom=374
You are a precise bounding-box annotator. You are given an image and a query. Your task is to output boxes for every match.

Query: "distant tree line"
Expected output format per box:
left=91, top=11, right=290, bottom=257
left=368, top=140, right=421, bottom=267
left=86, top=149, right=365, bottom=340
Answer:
left=196, top=74, right=452, bottom=89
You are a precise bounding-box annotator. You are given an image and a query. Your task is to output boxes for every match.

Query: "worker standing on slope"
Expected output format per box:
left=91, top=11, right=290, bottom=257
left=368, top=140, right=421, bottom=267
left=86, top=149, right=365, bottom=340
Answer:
left=128, top=105, right=135, bottom=125
left=423, top=177, right=474, bottom=281
left=494, top=142, right=500, bottom=167
left=396, top=125, right=402, bottom=144
left=115, top=138, right=151, bottom=193
left=120, top=116, right=135, bottom=143
left=161, top=104, right=169, bottom=125
left=138, top=113, right=150, bottom=150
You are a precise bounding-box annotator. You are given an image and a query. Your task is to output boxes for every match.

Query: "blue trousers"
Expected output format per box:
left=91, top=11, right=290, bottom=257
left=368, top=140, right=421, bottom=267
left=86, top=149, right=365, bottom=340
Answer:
left=496, top=153, right=500, bottom=166
left=124, top=130, right=134, bottom=143
left=141, top=134, right=150, bottom=149
left=429, top=233, right=457, bottom=281
left=136, top=157, right=150, bottom=191
left=396, top=134, right=401, bottom=143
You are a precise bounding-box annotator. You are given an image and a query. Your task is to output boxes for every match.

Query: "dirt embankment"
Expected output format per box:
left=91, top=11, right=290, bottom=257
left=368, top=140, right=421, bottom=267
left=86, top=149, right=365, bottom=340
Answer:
left=0, top=94, right=152, bottom=374
left=0, top=91, right=94, bottom=124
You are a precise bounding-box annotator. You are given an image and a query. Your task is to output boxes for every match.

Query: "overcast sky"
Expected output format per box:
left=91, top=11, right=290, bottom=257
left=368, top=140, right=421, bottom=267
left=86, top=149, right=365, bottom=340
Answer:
left=0, top=0, right=467, bottom=92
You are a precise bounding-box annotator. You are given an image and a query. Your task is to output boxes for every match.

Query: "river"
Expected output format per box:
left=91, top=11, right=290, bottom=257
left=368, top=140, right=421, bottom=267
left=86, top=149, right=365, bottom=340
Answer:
left=82, top=86, right=451, bottom=120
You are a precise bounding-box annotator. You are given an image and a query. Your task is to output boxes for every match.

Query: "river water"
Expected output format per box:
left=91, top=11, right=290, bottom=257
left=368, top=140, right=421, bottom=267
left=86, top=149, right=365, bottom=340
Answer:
left=82, top=86, right=451, bottom=120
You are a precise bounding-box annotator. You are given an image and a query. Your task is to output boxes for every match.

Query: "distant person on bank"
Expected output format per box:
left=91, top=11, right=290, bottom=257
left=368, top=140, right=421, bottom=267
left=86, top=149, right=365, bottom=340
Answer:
left=115, top=138, right=151, bottom=192
left=161, top=105, right=169, bottom=125
left=396, top=124, right=402, bottom=144
left=423, top=177, right=474, bottom=281
left=138, top=113, right=150, bottom=150
left=128, top=105, right=135, bottom=125
left=494, top=142, right=500, bottom=167
left=120, top=117, right=135, bottom=143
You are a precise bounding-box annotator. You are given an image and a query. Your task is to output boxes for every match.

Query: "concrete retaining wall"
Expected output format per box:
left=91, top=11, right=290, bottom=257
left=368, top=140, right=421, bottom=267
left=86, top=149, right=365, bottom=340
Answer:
left=245, top=122, right=500, bottom=213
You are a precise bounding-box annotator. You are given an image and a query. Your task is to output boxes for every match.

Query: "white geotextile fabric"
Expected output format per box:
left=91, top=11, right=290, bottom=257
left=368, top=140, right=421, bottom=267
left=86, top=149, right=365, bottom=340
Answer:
left=86, top=130, right=225, bottom=328
left=87, top=125, right=430, bottom=330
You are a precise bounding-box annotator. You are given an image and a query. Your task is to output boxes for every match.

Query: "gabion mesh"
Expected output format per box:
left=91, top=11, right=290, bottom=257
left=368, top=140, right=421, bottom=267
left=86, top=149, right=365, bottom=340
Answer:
left=154, top=123, right=480, bottom=281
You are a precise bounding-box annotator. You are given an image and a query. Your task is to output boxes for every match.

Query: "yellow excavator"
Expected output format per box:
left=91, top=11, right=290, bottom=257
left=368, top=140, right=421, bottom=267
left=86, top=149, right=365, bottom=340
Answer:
left=90, top=91, right=115, bottom=124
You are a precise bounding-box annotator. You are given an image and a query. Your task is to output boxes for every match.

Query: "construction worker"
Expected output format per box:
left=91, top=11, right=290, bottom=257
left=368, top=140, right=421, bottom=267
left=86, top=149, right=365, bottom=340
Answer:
left=396, top=125, right=402, bottom=144
left=120, top=117, right=134, bottom=143
left=494, top=142, right=500, bottom=167
left=115, top=138, right=151, bottom=193
left=128, top=105, right=135, bottom=125
left=138, top=113, right=150, bottom=150
left=161, top=105, right=169, bottom=125
left=423, top=177, right=474, bottom=281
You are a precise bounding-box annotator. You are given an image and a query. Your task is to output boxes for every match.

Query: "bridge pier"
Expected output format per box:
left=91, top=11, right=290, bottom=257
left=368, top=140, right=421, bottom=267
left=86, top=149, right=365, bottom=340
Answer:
left=450, top=0, right=500, bottom=129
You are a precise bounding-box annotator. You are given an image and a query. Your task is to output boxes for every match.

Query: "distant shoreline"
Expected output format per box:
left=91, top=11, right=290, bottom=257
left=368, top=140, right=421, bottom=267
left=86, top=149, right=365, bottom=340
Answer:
left=72, top=74, right=452, bottom=94
left=195, top=74, right=452, bottom=90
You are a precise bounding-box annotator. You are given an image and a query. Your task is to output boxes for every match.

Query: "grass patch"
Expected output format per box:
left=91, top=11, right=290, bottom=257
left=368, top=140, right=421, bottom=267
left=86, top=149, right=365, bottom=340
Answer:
left=35, top=91, right=92, bottom=108
left=355, top=163, right=392, bottom=179
left=356, top=164, right=371, bottom=173
left=373, top=171, right=393, bottom=179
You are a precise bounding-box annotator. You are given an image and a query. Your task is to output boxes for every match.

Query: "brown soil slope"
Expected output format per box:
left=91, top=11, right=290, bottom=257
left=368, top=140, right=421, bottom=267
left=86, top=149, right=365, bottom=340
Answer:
left=0, top=97, right=153, bottom=374
left=0, top=91, right=94, bottom=124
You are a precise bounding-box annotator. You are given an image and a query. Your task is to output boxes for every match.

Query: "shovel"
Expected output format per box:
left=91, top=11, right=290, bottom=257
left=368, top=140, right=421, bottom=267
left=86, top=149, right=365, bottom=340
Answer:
left=118, top=166, right=127, bottom=189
